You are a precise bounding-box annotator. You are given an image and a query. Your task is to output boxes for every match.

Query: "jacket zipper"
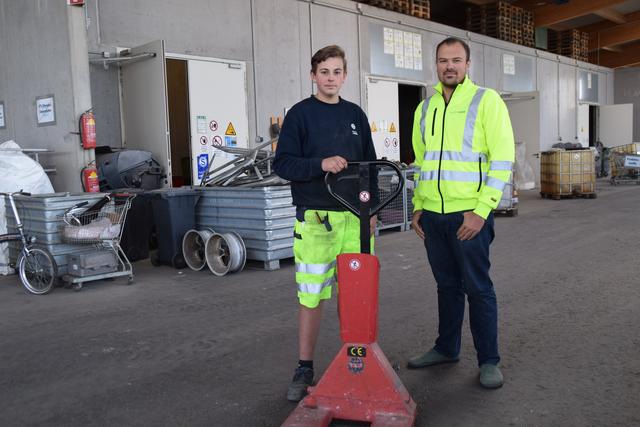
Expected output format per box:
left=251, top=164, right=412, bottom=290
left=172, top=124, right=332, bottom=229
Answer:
left=437, top=103, right=447, bottom=214
left=477, top=156, right=482, bottom=192
left=431, top=108, right=437, bottom=136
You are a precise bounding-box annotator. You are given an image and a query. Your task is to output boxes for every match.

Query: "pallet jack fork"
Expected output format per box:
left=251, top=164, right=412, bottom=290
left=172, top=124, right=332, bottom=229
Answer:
left=282, top=161, right=417, bottom=427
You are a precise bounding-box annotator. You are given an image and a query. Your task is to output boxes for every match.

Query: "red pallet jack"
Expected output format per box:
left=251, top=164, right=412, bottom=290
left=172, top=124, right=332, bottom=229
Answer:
left=282, top=161, right=417, bottom=426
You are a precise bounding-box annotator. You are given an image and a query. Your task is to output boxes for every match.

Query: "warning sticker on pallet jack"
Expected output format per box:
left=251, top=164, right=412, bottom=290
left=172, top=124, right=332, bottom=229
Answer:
left=348, top=357, right=364, bottom=374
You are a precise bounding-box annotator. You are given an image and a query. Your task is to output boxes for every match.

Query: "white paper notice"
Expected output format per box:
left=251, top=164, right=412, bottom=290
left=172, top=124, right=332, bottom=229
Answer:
left=413, top=33, right=422, bottom=70
left=503, top=54, right=515, bottom=75
left=394, top=30, right=404, bottom=68
left=587, top=73, right=592, bottom=89
left=384, top=27, right=394, bottom=54
left=403, top=31, right=414, bottom=69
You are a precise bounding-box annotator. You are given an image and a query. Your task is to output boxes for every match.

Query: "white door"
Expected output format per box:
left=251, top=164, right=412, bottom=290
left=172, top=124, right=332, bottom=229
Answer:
left=366, top=78, right=400, bottom=161
left=120, top=40, right=171, bottom=186
left=599, top=104, right=633, bottom=147
left=187, top=59, right=249, bottom=184
left=577, top=104, right=589, bottom=147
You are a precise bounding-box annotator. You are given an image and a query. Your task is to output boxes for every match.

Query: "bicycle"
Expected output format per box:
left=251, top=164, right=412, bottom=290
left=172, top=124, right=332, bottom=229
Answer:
left=0, top=191, right=58, bottom=295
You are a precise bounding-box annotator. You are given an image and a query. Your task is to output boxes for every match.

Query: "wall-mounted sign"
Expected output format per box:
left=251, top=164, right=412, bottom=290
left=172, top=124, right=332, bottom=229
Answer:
left=0, top=101, right=5, bottom=129
left=36, top=95, right=56, bottom=126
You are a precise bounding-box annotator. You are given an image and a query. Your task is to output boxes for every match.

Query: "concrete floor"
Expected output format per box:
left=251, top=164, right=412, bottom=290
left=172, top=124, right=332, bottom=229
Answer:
left=1, top=180, right=639, bottom=426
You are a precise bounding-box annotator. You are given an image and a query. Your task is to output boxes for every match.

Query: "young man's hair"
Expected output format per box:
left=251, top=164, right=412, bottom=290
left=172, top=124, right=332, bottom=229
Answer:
left=436, top=37, right=471, bottom=62
left=311, top=45, right=347, bottom=74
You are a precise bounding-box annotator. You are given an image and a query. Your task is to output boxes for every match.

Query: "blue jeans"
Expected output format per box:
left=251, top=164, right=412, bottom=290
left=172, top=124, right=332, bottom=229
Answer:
left=420, top=210, right=500, bottom=366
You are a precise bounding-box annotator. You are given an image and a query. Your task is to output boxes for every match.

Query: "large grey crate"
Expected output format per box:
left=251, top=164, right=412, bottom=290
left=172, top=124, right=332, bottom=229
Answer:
left=195, top=186, right=294, bottom=270
left=4, top=192, right=108, bottom=276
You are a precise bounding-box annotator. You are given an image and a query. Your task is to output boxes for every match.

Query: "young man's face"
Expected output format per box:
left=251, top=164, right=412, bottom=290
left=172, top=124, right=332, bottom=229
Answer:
left=436, top=42, right=470, bottom=89
left=311, top=56, right=346, bottom=102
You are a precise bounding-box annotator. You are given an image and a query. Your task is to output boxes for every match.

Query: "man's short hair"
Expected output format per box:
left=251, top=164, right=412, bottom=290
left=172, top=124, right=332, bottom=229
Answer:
left=436, top=37, right=471, bottom=62
left=311, top=45, right=347, bottom=74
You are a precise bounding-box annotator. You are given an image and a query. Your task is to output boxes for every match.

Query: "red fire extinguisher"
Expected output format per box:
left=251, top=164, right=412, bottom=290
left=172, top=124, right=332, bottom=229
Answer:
left=81, top=164, right=100, bottom=193
left=79, top=110, right=96, bottom=149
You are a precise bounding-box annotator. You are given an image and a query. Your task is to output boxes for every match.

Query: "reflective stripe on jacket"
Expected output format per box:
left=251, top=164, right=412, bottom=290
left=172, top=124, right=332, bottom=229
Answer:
left=411, top=76, right=515, bottom=219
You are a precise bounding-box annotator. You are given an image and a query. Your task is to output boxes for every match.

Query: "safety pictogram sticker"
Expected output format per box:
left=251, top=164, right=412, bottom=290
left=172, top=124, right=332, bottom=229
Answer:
left=359, top=191, right=370, bottom=202
left=389, top=122, right=396, bottom=133
left=199, top=136, right=208, bottom=145
left=347, top=356, right=364, bottom=374
left=384, top=138, right=390, bottom=147
left=392, top=138, right=398, bottom=147
left=349, top=259, right=361, bottom=271
left=209, top=120, right=218, bottom=132
left=212, top=135, right=223, bottom=147
left=370, top=121, right=377, bottom=132
left=225, top=122, right=237, bottom=136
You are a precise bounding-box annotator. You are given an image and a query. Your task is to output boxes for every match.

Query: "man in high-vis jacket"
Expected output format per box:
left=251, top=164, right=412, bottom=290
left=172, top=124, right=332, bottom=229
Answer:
left=406, top=37, right=514, bottom=389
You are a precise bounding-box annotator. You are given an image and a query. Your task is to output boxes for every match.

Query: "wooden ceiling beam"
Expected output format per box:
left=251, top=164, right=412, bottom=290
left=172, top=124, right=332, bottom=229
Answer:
left=589, top=19, right=640, bottom=51
left=534, top=0, right=626, bottom=27
left=593, top=7, right=627, bottom=24
left=589, top=40, right=640, bottom=68
left=579, top=10, right=640, bottom=33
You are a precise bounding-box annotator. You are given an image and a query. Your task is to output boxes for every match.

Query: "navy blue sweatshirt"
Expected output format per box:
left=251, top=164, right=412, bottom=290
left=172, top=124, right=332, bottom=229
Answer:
left=274, top=96, right=377, bottom=210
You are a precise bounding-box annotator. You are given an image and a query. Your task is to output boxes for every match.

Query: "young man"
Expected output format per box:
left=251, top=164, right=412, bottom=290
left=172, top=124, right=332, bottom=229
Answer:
left=273, top=45, right=378, bottom=402
left=407, top=37, right=514, bottom=389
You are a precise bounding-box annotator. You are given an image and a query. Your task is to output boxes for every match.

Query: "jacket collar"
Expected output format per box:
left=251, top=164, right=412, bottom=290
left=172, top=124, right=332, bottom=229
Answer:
left=433, top=76, right=476, bottom=102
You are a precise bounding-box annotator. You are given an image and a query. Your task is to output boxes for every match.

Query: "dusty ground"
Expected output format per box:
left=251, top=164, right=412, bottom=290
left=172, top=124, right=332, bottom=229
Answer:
left=1, top=180, right=639, bottom=426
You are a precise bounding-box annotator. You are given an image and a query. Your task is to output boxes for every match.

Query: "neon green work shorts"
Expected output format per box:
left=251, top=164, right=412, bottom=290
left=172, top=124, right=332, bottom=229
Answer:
left=293, top=209, right=374, bottom=309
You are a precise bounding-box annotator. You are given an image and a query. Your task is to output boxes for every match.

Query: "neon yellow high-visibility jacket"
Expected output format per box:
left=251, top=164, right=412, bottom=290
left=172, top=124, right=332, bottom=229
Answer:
left=412, top=76, right=515, bottom=219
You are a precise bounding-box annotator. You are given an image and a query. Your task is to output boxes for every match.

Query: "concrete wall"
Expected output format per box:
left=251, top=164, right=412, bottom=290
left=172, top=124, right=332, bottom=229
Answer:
left=614, top=68, right=640, bottom=142
left=0, top=0, right=93, bottom=192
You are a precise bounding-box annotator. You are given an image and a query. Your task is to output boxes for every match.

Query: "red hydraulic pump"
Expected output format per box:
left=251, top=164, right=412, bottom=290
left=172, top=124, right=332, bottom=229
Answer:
left=79, top=110, right=96, bottom=149
left=282, top=161, right=417, bottom=427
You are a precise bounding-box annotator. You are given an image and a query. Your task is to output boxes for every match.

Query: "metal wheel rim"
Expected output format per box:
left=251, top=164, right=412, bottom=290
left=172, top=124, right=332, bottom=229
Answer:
left=19, top=248, right=56, bottom=295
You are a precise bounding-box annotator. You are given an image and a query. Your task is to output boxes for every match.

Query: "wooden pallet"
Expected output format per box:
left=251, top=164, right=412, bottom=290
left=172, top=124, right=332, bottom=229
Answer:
left=540, top=191, right=597, bottom=200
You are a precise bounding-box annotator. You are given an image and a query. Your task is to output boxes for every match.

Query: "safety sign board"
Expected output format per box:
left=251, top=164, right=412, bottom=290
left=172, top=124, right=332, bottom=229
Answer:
left=225, top=122, right=237, bottom=136
left=225, top=136, right=237, bottom=147
left=212, top=135, right=223, bottom=147
left=209, top=120, right=218, bottom=132
left=389, top=122, right=396, bottom=133
left=199, top=136, right=208, bottom=145
left=197, top=115, right=207, bottom=134
left=197, top=154, right=209, bottom=180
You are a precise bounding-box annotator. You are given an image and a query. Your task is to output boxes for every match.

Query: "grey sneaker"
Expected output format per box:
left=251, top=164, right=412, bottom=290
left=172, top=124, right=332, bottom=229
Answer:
left=407, top=348, right=459, bottom=369
left=479, top=364, right=503, bottom=389
left=286, top=367, right=314, bottom=402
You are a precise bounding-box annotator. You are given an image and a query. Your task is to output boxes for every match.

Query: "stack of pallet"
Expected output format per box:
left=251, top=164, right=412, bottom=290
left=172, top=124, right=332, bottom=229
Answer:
left=465, top=1, right=534, bottom=48
left=360, top=0, right=430, bottom=20
left=547, top=29, right=589, bottom=61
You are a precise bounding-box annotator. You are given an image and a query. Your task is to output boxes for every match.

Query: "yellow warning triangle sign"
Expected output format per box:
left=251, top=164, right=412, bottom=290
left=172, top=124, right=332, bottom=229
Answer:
left=389, top=122, right=396, bottom=133
left=370, top=121, right=377, bottom=132
left=225, top=122, right=237, bottom=136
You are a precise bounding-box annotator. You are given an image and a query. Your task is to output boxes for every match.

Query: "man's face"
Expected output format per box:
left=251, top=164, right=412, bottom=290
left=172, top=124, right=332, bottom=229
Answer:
left=311, top=57, right=346, bottom=101
left=436, top=42, right=469, bottom=89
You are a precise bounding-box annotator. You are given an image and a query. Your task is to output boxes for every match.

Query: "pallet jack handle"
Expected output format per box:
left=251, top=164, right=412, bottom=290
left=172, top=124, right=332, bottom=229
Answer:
left=325, top=160, right=404, bottom=254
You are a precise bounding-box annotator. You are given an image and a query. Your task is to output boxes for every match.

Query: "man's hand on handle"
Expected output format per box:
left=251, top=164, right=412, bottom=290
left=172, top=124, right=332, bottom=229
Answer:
left=456, top=211, right=485, bottom=241
left=322, top=156, right=348, bottom=174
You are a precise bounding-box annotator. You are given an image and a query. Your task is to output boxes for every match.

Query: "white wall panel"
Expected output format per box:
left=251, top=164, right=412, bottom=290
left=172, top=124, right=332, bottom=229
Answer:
left=537, top=58, right=559, bottom=151
left=483, top=45, right=502, bottom=91
left=468, top=41, right=484, bottom=86
left=558, top=63, right=576, bottom=143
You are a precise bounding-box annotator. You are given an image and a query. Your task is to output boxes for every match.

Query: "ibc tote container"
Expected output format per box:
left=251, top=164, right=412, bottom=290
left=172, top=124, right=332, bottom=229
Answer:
left=540, top=149, right=596, bottom=198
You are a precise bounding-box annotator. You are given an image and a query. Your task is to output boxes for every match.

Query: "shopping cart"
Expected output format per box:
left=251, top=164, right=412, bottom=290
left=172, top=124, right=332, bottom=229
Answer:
left=59, top=193, right=136, bottom=290
left=609, top=152, right=640, bottom=185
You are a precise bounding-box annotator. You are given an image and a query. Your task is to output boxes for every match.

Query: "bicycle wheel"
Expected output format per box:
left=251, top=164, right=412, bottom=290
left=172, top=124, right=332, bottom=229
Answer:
left=18, top=248, right=58, bottom=295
